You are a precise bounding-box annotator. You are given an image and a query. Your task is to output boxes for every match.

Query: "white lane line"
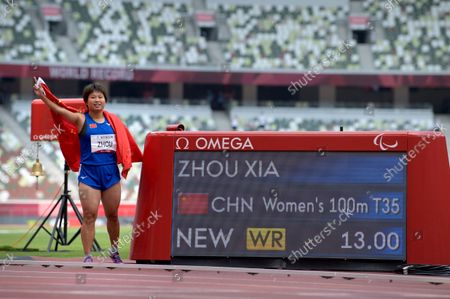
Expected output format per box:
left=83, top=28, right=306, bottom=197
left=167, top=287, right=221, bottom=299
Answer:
left=2, top=265, right=450, bottom=292
left=1, top=271, right=448, bottom=298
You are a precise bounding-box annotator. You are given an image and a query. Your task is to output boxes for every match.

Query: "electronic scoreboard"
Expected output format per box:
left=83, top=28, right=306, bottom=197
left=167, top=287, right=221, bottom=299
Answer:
left=131, top=131, right=450, bottom=267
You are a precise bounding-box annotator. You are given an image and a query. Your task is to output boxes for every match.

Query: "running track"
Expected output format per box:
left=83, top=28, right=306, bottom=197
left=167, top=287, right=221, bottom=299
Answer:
left=1, top=259, right=450, bottom=299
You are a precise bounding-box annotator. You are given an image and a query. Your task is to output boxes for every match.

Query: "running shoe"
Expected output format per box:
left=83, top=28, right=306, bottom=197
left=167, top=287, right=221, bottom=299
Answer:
left=110, top=251, right=123, bottom=264
left=83, top=255, right=93, bottom=263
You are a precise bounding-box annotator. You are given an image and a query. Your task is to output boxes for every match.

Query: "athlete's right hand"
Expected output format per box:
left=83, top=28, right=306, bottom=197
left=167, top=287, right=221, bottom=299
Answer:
left=33, top=78, right=45, bottom=99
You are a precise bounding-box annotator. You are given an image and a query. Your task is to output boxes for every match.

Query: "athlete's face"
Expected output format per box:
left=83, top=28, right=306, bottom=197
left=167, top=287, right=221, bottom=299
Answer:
left=86, top=91, right=106, bottom=112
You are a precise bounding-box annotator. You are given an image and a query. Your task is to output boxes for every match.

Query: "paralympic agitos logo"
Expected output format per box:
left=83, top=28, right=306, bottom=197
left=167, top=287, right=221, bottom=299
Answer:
left=373, top=133, right=399, bottom=151
left=176, top=137, right=254, bottom=150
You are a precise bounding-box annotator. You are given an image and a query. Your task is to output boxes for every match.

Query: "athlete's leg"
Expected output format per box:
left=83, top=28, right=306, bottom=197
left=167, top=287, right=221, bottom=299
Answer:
left=79, top=182, right=101, bottom=256
left=101, top=182, right=121, bottom=250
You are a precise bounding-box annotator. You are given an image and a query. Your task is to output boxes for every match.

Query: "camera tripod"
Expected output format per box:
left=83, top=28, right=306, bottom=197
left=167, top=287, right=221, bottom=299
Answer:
left=23, top=162, right=101, bottom=252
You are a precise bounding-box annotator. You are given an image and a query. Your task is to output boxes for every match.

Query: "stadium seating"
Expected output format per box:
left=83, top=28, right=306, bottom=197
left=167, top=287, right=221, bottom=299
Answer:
left=0, top=116, right=62, bottom=201
left=231, top=106, right=435, bottom=131
left=63, top=0, right=209, bottom=66
left=0, top=0, right=67, bottom=63
left=211, top=3, right=360, bottom=70
left=366, top=0, right=450, bottom=71
left=2, top=0, right=448, bottom=72
left=0, top=0, right=209, bottom=66
left=12, top=107, right=66, bottom=171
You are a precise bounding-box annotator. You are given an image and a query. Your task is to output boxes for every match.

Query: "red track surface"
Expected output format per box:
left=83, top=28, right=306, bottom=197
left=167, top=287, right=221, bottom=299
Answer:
left=1, top=260, right=450, bottom=299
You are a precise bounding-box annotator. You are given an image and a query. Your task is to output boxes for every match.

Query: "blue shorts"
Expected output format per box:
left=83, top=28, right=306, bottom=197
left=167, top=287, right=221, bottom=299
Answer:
left=78, top=164, right=120, bottom=191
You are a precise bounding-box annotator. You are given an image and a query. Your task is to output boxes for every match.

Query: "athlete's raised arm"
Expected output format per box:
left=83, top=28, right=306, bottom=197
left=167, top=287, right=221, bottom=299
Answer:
left=33, top=78, right=84, bottom=132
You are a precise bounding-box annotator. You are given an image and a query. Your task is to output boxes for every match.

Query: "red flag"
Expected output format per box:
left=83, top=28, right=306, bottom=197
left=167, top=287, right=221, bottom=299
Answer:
left=33, top=77, right=143, bottom=179
left=177, top=193, right=208, bottom=215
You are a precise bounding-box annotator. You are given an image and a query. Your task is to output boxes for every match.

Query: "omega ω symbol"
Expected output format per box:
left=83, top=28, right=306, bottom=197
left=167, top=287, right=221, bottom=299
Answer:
left=176, top=137, right=189, bottom=150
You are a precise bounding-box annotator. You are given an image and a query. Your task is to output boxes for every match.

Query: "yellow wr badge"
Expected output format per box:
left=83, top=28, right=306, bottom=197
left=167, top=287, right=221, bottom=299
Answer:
left=246, top=228, right=285, bottom=250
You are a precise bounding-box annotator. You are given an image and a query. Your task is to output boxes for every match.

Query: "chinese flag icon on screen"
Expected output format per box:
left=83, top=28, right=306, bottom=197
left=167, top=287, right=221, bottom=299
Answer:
left=177, top=193, right=209, bottom=215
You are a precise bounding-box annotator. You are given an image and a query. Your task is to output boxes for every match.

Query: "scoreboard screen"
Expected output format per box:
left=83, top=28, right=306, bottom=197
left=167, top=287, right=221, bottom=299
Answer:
left=171, top=151, right=406, bottom=260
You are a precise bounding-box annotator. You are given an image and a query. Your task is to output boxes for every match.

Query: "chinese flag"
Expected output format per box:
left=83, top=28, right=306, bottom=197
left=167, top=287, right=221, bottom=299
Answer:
left=177, top=193, right=209, bottom=215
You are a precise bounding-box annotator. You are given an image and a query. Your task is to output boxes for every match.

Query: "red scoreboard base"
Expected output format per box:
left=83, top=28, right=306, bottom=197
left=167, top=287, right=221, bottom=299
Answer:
left=130, top=131, right=450, bottom=268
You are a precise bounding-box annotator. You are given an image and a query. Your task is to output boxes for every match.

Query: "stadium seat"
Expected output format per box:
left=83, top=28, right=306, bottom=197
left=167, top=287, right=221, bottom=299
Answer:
left=366, top=0, right=450, bottom=71
left=211, top=3, right=360, bottom=70
left=65, top=0, right=209, bottom=66
left=0, top=0, right=66, bottom=63
left=0, top=116, right=61, bottom=200
left=231, top=106, right=435, bottom=132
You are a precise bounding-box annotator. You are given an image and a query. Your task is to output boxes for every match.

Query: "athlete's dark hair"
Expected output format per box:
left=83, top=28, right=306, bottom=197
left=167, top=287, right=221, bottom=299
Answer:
left=82, top=82, right=108, bottom=103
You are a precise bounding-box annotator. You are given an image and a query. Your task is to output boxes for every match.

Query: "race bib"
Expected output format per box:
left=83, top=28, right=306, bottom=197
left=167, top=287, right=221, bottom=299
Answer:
left=91, top=134, right=116, bottom=153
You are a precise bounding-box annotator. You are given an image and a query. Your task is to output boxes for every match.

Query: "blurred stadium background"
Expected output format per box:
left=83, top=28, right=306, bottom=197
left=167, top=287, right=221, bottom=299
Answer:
left=0, top=0, right=449, bottom=226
